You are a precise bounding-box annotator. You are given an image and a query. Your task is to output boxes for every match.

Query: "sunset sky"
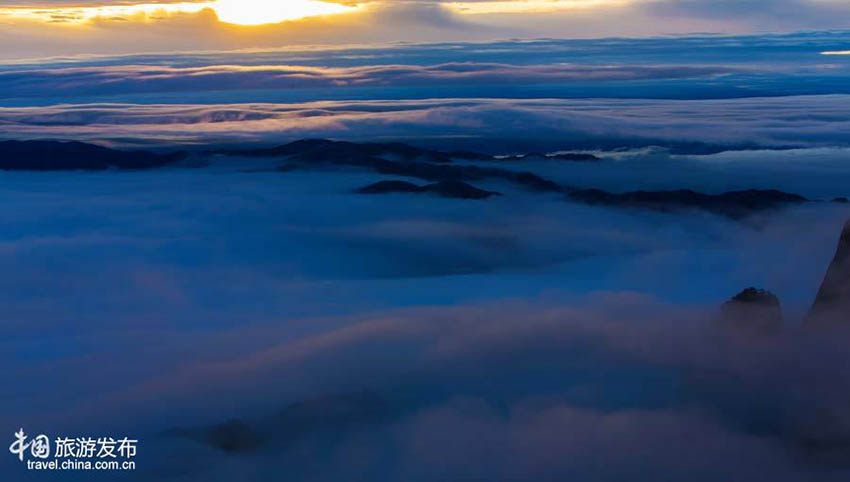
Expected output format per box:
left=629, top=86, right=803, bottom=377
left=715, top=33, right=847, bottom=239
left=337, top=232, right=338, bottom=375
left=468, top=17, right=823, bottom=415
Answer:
left=3, top=0, right=850, bottom=59
left=1, top=2, right=849, bottom=148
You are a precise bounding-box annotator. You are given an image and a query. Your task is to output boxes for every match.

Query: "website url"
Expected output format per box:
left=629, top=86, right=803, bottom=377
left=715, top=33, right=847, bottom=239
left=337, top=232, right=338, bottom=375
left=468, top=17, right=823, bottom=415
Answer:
left=27, top=459, right=136, bottom=471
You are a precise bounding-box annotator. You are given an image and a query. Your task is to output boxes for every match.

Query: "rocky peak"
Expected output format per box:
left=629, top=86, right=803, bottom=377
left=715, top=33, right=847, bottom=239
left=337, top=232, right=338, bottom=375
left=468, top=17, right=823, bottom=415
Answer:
left=808, top=219, right=850, bottom=327
left=719, top=287, right=783, bottom=336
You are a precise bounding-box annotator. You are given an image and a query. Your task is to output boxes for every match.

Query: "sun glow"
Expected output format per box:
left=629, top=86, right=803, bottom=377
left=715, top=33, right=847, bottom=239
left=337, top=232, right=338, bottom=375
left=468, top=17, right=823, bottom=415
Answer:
left=0, top=2, right=208, bottom=24
left=212, top=0, right=355, bottom=25
left=0, top=0, right=356, bottom=26
left=0, top=0, right=624, bottom=28
left=447, top=0, right=627, bottom=15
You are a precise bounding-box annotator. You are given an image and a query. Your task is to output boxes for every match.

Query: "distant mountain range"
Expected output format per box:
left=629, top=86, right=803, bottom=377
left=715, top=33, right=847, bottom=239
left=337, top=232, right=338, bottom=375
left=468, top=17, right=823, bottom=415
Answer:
left=0, top=140, right=185, bottom=170
left=3, top=139, right=843, bottom=219
left=356, top=180, right=500, bottom=200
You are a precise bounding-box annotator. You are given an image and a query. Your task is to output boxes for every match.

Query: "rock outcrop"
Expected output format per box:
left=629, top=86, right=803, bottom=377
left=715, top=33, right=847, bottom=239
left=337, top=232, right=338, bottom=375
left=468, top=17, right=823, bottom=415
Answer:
left=719, top=287, right=784, bottom=336
left=165, top=392, right=387, bottom=453
left=807, top=219, right=850, bottom=327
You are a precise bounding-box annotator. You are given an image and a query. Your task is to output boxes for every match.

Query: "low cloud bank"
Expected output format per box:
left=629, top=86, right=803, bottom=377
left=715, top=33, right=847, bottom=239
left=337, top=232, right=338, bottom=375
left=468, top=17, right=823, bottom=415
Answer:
left=0, top=62, right=757, bottom=99
left=2, top=96, right=850, bottom=151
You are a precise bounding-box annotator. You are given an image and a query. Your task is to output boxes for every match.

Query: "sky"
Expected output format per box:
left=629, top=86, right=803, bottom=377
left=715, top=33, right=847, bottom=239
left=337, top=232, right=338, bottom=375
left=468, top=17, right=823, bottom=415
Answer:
left=2, top=0, right=850, bottom=59
left=0, top=2, right=848, bottom=151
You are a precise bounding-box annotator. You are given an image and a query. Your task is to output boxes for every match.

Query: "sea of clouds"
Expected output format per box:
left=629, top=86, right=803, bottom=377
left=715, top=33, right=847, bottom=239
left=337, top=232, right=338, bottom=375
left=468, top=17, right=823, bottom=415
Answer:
left=0, top=33, right=848, bottom=151
left=0, top=159, right=848, bottom=480
left=3, top=97, right=850, bottom=151
left=1, top=32, right=850, bottom=480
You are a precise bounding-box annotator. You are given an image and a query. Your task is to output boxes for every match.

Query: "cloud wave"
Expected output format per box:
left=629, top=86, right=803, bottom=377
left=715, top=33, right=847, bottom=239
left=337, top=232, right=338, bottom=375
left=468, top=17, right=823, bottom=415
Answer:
left=2, top=96, right=850, bottom=151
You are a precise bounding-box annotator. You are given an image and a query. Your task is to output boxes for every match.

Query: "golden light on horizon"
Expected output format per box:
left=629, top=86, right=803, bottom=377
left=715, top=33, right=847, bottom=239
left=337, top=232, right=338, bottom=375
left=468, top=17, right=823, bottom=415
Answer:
left=447, top=0, right=627, bottom=15
left=0, top=0, right=357, bottom=26
left=212, top=0, right=355, bottom=25
left=0, top=2, right=208, bottom=24
left=0, top=0, right=617, bottom=28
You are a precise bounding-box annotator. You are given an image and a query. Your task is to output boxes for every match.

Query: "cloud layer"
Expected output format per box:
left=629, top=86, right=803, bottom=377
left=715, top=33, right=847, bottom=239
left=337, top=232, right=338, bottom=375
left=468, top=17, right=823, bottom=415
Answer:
left=1, top=33, right=847, bottom=150
left=0, top=62, right=757, bottom=98
left=3, top=96, right=850, bottom=151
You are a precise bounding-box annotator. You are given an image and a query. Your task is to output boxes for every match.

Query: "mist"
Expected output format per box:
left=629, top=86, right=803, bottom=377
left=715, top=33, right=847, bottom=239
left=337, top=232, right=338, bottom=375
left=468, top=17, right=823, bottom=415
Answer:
left=0, top=151, right=848, bottom=479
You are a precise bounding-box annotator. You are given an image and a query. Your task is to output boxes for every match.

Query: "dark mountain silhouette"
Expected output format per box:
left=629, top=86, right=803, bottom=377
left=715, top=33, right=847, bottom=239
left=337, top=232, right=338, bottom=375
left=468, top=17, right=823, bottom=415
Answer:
left=719, top=287, right=783, bottom=336
left=240, top=139, right=457, bottom=164
left=0, top=140, right=184, bottom=171
left=356, top=180, right=500, bottom=199
left=500, top=152, right=601, bottom=162
left=1, top=138, right=811, bottom=218
left=808, top=219, right=850, bottom=327
left=357, top=180, right=423, bottom=194
left=225, top=139, right=812, bottom=217
left=170, top=418, right=266, bottom=453
left=568, top=188, right=807, bottom=219
left=230, top=139, right=563, bottom=193
left=235, top=139, right=603, bottom=164
left=164, top=392, right=388, bottom=453
left=548, top=153, right=602, bottom=162
left=444, top=150, right=494, bottom=161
